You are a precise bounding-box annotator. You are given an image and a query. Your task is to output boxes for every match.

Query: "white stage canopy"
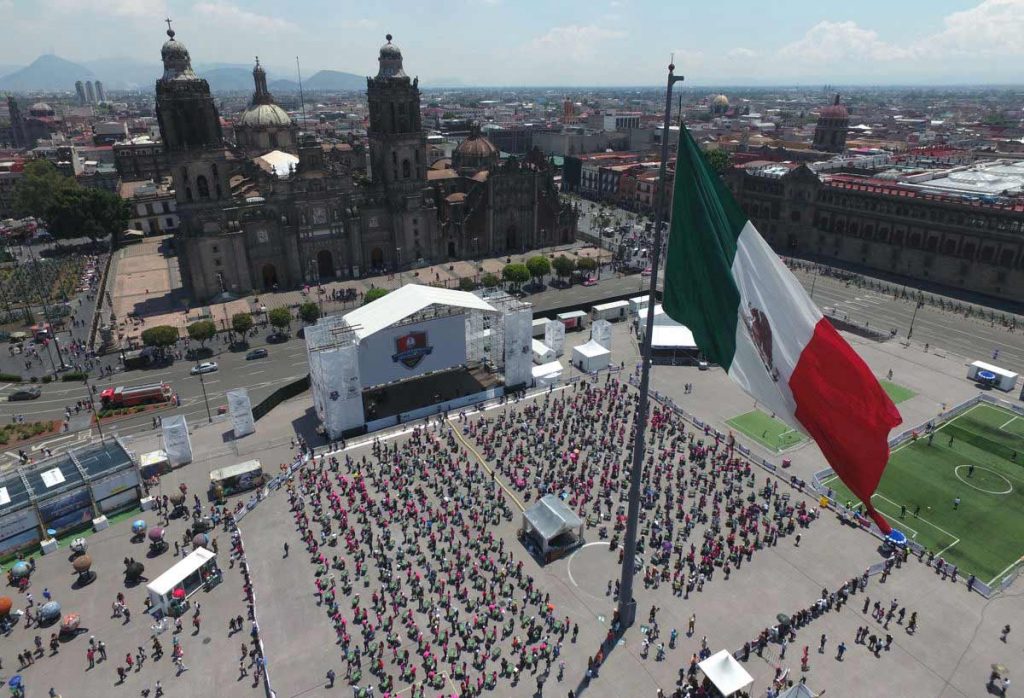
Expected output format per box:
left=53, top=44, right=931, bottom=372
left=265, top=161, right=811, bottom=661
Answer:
left=698, top=650, right=754, bottom=696
left=651, top=325, right=697, bottom=349
left=341, top=284, right=497, bottom=340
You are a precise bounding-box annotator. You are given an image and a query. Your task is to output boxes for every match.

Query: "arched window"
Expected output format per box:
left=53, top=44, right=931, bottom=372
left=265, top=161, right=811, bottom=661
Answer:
left=402, top=159, right=411, bottom=179
left=196, top=175, right=210, bottom=200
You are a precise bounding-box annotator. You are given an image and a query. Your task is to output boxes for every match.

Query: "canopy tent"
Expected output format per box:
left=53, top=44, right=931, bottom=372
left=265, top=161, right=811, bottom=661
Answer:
left=521, top=494, right=584, bottom=563
left=341, top=284, right=498, bottom=341
left=778, top=684, right=816, bottom=698
left=532, top=360, right=563, bottom=386
left=650, top=325, right=697, bottom=349
left=571, top=339, right=611, bottom=373
left=698, top=650, right=754, bottom=696
left=146, top=548, right=218, bottom=615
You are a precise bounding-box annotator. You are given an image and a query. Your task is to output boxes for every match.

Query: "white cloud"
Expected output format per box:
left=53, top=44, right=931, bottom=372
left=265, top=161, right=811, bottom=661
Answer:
left=930, top=0, right=1024, bottom=55
left=671, top=48, right=704, bottom=70
left=340, top=18, right=377, bottom=29
left=45, top=0, right=162, bottom=18
left=778, top=20, right=912, bottom=63
left=530, top=25, right=625, bottom=62
left=727, top=47, right=757, bottom=60
left=193, top=2, right=297, bottom=33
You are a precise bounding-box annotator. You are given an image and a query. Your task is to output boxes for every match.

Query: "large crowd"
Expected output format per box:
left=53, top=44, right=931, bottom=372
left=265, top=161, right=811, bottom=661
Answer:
left=281, top=376, right=829, bottom=697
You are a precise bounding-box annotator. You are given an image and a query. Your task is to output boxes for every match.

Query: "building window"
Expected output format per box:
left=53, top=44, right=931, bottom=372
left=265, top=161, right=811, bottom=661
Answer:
left=196, top=175, right=210, bottom=200
left=166, top=218, right=174, bottom=228
left=162, top=202, right=170, bottom=214
left=214, top=258, right=222, bottom=267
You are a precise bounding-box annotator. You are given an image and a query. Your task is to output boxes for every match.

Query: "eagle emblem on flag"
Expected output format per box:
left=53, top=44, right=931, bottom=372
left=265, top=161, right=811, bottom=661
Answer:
left=742, top=304, right=780, bottom=382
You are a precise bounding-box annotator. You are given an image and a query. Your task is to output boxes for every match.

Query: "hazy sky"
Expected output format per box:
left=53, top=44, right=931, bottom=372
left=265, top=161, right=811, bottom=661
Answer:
left=2, top=0, right=1024, bottom=85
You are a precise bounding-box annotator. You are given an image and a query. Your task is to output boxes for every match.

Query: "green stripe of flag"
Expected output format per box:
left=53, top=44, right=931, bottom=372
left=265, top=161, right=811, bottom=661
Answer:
left=662, top=126, right=748, bottom=370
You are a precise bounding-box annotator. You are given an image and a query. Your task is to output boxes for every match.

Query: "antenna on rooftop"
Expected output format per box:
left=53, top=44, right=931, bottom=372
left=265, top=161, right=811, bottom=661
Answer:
left=296, top=56, right=307, bottom=133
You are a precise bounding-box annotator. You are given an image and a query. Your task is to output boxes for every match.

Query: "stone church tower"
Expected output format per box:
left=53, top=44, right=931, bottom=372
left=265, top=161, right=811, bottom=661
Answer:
left=362, top=35, right=438, bottom=268
left=812, top=93, right=849, bottom=154
left=155, top=21, right=236, bottom=299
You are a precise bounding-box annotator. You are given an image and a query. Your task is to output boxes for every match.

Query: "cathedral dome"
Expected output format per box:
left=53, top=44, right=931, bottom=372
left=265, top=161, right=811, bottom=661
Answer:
left=453, top=125, right=499, bottom=173
left=29, top=102, right=54, bottom=117
left=712, top=94, right=729, bottom=108
left=160, top=24, right=197, bottom=80
left=238, top=103, right=292, bottom=128
left=376, top=34, right=408, bottom=79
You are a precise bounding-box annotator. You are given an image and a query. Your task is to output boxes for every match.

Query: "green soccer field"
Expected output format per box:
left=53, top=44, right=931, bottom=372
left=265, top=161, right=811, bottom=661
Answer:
left=727, top=409, right=807, bottom=451
left=822, top=402, right=1024, bottom=586
left=879, top=379, right=916, bottom=404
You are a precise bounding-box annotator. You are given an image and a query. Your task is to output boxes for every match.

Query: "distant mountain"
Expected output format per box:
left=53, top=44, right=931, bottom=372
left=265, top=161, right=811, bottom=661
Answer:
left=268, top=79, right=300, bottom=93
left=82, top=57, right=160, bottom=91
left=0, top=64, right=24, bottom=80
left=0, top=54, right=94, bottom=91
left=304, top=70, right=365, bottom=92
left=199, top=68, right=257, bottom=93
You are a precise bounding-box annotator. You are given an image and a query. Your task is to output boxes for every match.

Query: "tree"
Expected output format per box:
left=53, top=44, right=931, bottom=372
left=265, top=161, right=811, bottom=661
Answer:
left=231, top=312, right=254, bottom=339
left=268, top=306, right=292, bottom=332
left=577, top=257, right=598, bottom=273
left=363, top=288, right=389, bottom=305
left=502, top=263, right=530, bottom=290
left=703, top=148, right=732, bottom=176
left=47, top=187, right=130, bottom=244
left=298, top=301, right=321, bottom=324
left=481, top=273, right=500, bottom=289
left=526, top=256, right=551, bottom=286
left=186, top=320, right=216, bottom=347
left=140, top=325, right=179, bottom=356
left=551, top=255, right=576, bottom=282
left=459, top=277, right=476, bottom=292
left=11, top=160, right=77, bottom=221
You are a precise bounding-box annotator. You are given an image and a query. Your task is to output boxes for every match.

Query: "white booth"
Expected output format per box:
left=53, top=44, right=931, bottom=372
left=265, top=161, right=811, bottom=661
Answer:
left=557, top=310, right=588, bottom=331
left=532, top=361, right=563, bottom=386
left=572, top=339, right=611, bottom=373
left=698, top=649, right=754, bottom=697
left=147, top=548, right=219, bottom=616
left=592, top=300, right=629, bottom=322
left=532, top=338, right=555, bottom=364
left=967, top=360, right=1018, bottom=392
left=532, top=317, right=549, bottom=337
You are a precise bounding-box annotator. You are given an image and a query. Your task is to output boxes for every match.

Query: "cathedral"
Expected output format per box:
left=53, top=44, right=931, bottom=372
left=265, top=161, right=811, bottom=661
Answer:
left=154, top=26, right=576, bottom=302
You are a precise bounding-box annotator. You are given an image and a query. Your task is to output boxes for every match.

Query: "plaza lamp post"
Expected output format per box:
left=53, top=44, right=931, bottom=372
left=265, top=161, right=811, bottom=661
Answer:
left=28, top=247, right=67, bottom=369
left=83, top=374, right=103, bottom=438
left=616, top=60, right=685, bottom=630
left=195, top=358, right=213, bottom=423
left=907, top=299, right=924, bottom=341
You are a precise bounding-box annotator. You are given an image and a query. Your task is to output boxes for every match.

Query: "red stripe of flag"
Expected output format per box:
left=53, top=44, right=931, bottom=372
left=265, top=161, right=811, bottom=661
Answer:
left=789, top=318, right=903, bottom=533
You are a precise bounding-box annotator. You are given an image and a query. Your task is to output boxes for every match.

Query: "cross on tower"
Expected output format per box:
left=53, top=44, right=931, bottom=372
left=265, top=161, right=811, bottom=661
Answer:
left=165, top=18, right=174, bottom=36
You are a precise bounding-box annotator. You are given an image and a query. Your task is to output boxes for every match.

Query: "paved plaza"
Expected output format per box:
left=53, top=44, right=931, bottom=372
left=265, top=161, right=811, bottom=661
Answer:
left=2, top=319, right=1022, bottom=698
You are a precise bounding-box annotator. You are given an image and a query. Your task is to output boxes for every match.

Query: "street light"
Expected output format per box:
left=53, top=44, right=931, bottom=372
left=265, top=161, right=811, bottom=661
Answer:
left=83, top=374, right=103, bottom=438
left=907, top=299, right=924, bottom=341
left=195, top=359, right=213, bottom=423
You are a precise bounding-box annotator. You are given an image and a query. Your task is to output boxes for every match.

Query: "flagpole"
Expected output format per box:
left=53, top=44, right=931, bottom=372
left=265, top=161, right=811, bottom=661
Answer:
left=616, top=60, right=684, bottom=630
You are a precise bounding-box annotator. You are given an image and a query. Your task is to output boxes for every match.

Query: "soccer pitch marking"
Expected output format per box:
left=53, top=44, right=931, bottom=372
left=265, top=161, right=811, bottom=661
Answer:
left=989, top=557, right=1024, bottom=588
left=998, top=415, right=1019, bottom=431
left=953, top=465, right=1013, bottom=495
left=871, top=492, right=961, bottom=555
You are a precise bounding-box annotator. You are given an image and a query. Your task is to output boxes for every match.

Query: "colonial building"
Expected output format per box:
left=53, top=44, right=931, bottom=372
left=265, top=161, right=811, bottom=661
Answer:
left=727, top=163, right=1024, bottom=304
left=155, top=26, right=575, bottom=303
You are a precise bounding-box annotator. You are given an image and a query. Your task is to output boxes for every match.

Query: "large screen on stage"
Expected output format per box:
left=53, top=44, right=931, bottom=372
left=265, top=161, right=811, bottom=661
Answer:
left=359, top=313, right=467, bottom=388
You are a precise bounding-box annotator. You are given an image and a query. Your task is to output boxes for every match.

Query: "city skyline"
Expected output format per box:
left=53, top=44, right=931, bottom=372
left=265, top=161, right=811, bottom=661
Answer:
left=1, top=0, right=1023, bottom=87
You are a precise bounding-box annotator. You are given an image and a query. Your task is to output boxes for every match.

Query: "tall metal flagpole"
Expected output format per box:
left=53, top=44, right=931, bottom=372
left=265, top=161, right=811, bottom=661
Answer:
left=616, top=60, right=684, bottom=629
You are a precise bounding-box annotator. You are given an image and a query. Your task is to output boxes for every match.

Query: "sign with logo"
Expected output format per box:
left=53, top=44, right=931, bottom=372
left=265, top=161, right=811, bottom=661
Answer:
left=392, top=331, right=433, bottom=369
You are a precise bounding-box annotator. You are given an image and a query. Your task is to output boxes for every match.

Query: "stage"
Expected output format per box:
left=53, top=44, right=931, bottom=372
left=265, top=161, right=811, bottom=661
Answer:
left=363, top=363, right=503, bottom=424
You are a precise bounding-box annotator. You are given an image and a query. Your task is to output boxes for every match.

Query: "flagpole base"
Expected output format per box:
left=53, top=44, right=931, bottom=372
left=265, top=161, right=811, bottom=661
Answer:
left=617, top=598, right=637, bottom=629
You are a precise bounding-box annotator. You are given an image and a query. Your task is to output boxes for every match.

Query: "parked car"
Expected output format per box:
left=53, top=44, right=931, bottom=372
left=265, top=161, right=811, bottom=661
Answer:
left=245, top=348, right=268, bottom=360
left=698, top=360, right=709, bottom=371
left=582, top=276, right=599, bottom=286
left=190, top=361, right=219, bottom=375
left=7, top=387, right=41, bottom=401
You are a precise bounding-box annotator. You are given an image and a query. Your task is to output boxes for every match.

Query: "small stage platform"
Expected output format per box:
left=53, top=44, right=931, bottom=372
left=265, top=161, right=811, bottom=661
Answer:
left=363, top=363, right=502, bottom=422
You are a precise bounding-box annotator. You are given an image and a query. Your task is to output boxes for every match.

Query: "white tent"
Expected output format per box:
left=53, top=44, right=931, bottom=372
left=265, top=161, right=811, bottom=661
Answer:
left=572, top=339, right=610, bottom=373
left=341, top=284, right=498, bottom=340
left=698, top=650, right=754, bottom=696
left=650, top=325, right=696, bottom=350
left=532, top=338, right=555, bottom=364
left=532, top=360, right=563, bottom=386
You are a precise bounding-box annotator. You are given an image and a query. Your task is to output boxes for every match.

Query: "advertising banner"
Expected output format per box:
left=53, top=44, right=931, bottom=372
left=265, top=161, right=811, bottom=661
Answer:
left=38, top=488, right=93, bottom=533
left=227, top=388, right=255, bottom=437
left=358, top=314, right=467, bottom=388
left=162, top=414, right=192, bottom=467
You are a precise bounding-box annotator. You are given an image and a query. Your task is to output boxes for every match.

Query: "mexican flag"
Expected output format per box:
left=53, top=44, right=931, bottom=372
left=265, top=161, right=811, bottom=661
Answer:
left=661, top=126, right=902, bottom=533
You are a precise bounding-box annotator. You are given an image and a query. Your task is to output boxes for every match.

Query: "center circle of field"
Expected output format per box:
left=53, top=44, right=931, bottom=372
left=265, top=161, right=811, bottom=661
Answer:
left=953, top=464, right=1013, bottom=495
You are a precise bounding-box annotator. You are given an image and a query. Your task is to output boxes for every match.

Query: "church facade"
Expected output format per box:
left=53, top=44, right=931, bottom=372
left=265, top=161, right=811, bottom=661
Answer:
left=154, top=27, right=576, bottom=303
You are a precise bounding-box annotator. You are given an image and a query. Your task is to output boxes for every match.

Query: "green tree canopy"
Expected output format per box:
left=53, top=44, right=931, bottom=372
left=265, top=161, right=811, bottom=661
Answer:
left=502, top=263, right=530, bottom=289
left=363, top=288, right=389, bottom=305
left=526, top=256, right=551, bottom=283
left=298, top=301, right=321, bottom=324
left=141, top=325, right=179, bottom=351
left=11, top=160, right=77, bottom=221
left=186, top=320, right=217, bottom=347
left=481, top=272, right=500, bottom=289
left=576, top=256, right=598, bottom=272
left=231, top=312, right=254, bottom=337
left=268, top=306, right=292, bottom=330
left=551, top=255, right=576, bottom=279
left=459, top=277, right=476, bottom=292
left=702, top=148, right=732, bottom=176
left=48, top=187, right=129, bottom=243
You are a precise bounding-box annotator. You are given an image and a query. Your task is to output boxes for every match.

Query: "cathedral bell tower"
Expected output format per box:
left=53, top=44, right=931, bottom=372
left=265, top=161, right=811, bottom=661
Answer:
left=155, top=20, right=223, bottom=153
left=366, top=34, right=426, bottom=192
